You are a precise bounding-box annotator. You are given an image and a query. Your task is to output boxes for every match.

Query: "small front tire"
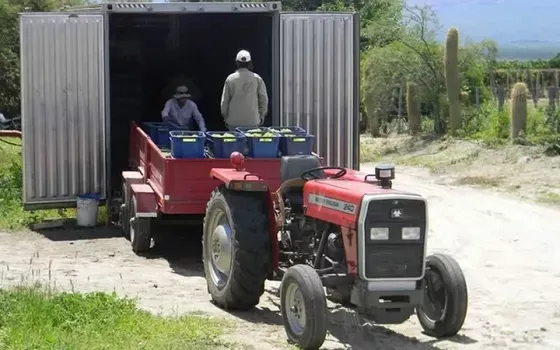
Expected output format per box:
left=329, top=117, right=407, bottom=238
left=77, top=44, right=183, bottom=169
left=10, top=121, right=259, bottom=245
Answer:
left=280, top=265, right=327, bottom=350
left=417, top=253, right=468, bottom=338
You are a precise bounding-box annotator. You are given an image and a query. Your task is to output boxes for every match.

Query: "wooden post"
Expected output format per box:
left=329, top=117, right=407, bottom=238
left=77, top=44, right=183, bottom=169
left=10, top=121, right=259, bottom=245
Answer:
left=397, top=85, right=403, bottom=133
left=535, top=71, right=542, bottom=98
left=475, top=87, right=480, bottom=111
left=506, top=72, right=510, bottom=98
left=365, top=95, right=380, bottom=137
left=556, top=70, right=560, bottom=103
left=497, top=85, right=505, bottom=111
left=548, top=86, right=557, bottom=111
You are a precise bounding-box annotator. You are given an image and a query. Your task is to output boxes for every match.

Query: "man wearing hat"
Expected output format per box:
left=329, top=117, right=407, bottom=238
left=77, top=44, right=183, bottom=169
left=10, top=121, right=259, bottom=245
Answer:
left=161, top=85, right=207, bottom=132
left=220, top=49, right=269, bottom=131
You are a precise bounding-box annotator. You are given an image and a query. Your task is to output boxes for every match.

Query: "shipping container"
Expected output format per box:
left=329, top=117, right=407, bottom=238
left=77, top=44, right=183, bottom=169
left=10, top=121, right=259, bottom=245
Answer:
left=19, top=2, right=359, bottom=210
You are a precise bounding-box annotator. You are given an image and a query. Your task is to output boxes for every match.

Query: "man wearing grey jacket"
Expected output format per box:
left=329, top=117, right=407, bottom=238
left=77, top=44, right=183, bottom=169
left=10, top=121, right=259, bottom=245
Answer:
left=220, top=50, right=269, bottom=131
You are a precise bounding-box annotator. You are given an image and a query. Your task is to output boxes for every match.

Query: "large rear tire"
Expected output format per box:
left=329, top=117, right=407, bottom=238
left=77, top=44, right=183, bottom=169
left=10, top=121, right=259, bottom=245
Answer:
left=202, top=186, right=271, bottom=310
left=417, top=253, right=468, bottom=338
left=280, top=265, right=327, bottom=350
left=129, top=197, right=152, bottom=254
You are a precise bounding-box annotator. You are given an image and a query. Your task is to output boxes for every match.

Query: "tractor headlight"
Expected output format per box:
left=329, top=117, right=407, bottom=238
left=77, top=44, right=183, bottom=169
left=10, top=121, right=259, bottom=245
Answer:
left=402, top=227, right=421, bottom=240
left=370, top=227, right=389, bottom=240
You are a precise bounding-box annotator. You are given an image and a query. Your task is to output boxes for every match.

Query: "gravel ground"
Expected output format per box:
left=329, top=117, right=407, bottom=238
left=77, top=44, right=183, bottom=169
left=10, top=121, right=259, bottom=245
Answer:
left=1, top=165, right=559, bottom=349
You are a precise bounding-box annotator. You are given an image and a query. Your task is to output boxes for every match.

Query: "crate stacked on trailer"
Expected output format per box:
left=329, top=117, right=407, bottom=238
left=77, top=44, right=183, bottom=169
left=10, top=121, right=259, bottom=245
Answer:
left=269, top=126, right=315, bottom=156
left=143, top=122, right=174, bottom=149
left=169, top=130, right=206, bottom=158
left=206, top=131, right=246, bottom=158
left=236, top=127, right=280, bottom=158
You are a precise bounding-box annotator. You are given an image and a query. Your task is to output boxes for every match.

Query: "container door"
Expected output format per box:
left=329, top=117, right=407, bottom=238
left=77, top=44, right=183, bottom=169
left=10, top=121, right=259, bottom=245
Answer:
left=280, top=13, right=359, bottom=169
left=20, top=13, right=106, bottom=209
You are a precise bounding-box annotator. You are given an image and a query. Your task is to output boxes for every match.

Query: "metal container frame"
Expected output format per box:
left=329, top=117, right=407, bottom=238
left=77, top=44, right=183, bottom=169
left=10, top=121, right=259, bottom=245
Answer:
left=19, top=2, right=360, bottom=210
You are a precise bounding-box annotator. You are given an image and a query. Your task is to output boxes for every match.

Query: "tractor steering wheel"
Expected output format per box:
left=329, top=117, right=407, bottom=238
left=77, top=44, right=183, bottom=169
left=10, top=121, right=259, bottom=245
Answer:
left=301, top=166, right=347, bottom=181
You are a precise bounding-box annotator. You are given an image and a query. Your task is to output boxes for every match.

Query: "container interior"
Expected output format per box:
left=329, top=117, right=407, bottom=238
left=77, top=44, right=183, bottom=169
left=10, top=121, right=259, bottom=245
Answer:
left=108, top=12, right=274, bottom=195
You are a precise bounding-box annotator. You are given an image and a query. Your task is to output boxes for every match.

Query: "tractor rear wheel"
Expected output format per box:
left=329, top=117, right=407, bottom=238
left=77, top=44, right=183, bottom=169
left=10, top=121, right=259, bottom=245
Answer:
left=416, top=253, right=468, bottom=338
left=202, top=186, right=271, bottom=310
left=280, top=264, right=327, bottom=350
left=129, top=197, right=152, bottom=254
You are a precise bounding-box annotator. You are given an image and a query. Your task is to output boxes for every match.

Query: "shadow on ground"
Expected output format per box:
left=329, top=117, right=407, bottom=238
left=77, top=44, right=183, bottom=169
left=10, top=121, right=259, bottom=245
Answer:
left=228, top=286, right=477, bottom=350
left=35, top=224, right=123, bottom=241
left=142, top=223, right=204, bottom=278
left=35, top=221, right=205, bottom=278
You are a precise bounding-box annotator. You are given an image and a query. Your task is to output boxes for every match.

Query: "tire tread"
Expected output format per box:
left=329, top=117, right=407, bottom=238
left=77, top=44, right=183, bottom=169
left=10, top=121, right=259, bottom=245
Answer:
left=203, top=186, right=271, bottom=310
left=417, top=253, right=468, bottom=338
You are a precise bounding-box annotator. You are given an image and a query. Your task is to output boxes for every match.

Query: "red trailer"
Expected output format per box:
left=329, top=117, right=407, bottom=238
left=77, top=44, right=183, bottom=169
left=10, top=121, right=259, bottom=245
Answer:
left=121, top=121, right=306, bottom=252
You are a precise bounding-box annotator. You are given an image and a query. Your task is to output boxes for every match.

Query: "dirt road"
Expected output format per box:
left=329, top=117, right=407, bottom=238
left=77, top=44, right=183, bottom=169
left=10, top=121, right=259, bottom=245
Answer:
left=1, top=165, right=559, bottom=349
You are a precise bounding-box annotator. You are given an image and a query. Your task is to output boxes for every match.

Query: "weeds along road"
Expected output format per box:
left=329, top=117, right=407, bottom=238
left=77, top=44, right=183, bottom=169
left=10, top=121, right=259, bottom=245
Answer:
left=0, top=164, right=559, bottom=349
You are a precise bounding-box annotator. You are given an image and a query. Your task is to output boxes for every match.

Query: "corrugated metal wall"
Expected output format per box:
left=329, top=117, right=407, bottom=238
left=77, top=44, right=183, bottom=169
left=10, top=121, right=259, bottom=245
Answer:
left=280, top=13, right=357, bottom=169
left=20, top=14, right=106, bottom=208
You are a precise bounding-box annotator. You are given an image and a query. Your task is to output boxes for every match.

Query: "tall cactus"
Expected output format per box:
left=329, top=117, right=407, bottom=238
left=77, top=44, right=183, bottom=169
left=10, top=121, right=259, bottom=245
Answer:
left=444, top=28, right=461, bottom=136
left=510, top=82, right=528, bottom=143
left=406, top=82, right=421, bottom=135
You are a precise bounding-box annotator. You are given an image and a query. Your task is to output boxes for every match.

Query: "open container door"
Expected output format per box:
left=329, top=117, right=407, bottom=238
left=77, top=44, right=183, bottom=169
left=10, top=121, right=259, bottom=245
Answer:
left=280, top=12, right=360, bottom=170
left=20, top=13, right=106, bottom=210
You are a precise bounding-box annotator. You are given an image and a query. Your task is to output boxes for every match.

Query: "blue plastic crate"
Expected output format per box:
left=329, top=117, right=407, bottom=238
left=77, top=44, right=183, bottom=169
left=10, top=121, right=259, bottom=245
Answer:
left=169, top=131, right=206, bottom=159
left=143, top=122, right=189, bottom=148
left=235, top=127, right=271, bottom=134
left=236, top=128, right=280, bottom=158
left=268, top=126, right=307, bottom=135
left=143, top=122, right=169, bottom=147
left=206, top=131, right=246, bottom=158
left=280, top=134, right=315, bottom=156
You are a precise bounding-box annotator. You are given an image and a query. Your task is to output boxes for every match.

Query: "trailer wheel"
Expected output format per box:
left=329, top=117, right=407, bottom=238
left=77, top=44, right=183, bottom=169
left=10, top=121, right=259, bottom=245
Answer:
left=280, top=265, right=327, bottom=350
left=120, top=182, right=130, bottom=239
left=129, top=197, right=152, bottom=254
left=417, top=253, right=468, bottom=338
left=202, top=186, right=270, bottom=310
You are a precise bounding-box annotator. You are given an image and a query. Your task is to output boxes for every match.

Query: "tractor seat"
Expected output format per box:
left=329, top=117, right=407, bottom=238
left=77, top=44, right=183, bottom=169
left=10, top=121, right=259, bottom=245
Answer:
left=280, top=155, right=324, bottom=211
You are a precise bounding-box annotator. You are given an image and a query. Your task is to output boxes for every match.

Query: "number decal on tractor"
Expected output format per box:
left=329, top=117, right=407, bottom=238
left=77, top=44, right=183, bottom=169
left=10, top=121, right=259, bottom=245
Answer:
left=307, top=194, right=357, bottom=214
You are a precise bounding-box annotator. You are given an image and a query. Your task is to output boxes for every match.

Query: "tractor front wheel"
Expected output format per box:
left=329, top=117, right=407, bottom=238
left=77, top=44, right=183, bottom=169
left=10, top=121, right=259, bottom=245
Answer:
left=416, top=253, right=468, bottom=338
left=280, top=265, right=327, bottom=350
left=202, top=186, right=271, bottom=310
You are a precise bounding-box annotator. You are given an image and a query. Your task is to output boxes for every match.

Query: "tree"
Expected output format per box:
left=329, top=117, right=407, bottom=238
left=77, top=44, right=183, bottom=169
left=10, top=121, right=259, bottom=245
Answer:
left=0, top=0, right=86, bottom=114
left=396, top=5, right=446, bottom=133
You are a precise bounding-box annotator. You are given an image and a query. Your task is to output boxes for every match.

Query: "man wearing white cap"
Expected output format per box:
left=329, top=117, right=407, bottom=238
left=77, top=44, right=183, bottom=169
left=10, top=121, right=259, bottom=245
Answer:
left=220, top=50, right=269, bottom=131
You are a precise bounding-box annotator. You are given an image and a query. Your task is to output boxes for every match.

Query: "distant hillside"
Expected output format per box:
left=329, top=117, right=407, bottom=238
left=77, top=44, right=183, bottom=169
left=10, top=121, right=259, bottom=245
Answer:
left=406, top=0, right=560, bottom=60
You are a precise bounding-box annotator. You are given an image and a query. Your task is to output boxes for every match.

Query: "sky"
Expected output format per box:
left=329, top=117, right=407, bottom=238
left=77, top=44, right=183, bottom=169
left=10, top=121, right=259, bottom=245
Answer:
left=405, top=0, right=560, bottom=44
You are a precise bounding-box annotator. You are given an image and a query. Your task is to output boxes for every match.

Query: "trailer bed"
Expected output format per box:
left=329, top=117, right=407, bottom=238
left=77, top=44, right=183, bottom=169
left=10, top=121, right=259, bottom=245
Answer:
left=128, top=122, right=282, bottom=215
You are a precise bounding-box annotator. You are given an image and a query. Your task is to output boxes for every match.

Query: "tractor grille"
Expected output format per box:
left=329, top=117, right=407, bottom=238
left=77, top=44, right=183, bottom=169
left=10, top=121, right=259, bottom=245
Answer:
left=363, top=198, right=426, bottom=279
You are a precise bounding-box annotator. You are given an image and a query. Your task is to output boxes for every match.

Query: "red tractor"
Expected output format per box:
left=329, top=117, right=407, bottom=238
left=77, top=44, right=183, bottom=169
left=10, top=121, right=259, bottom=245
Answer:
left=204, top=152, right=468, bottom=349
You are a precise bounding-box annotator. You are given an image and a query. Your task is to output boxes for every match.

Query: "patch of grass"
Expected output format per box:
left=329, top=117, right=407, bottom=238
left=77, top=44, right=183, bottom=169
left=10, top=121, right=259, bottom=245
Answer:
left=0, top=286, right=228, bottom=349
left=451, top=176, right=501, bottom=188
left=538, top=192, right=560, bottom=205
left=0, top=138, right=108, bottom=230
left=395, top=155, right=439, bottom=173
left=359, top=140, right=384, bottom=163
